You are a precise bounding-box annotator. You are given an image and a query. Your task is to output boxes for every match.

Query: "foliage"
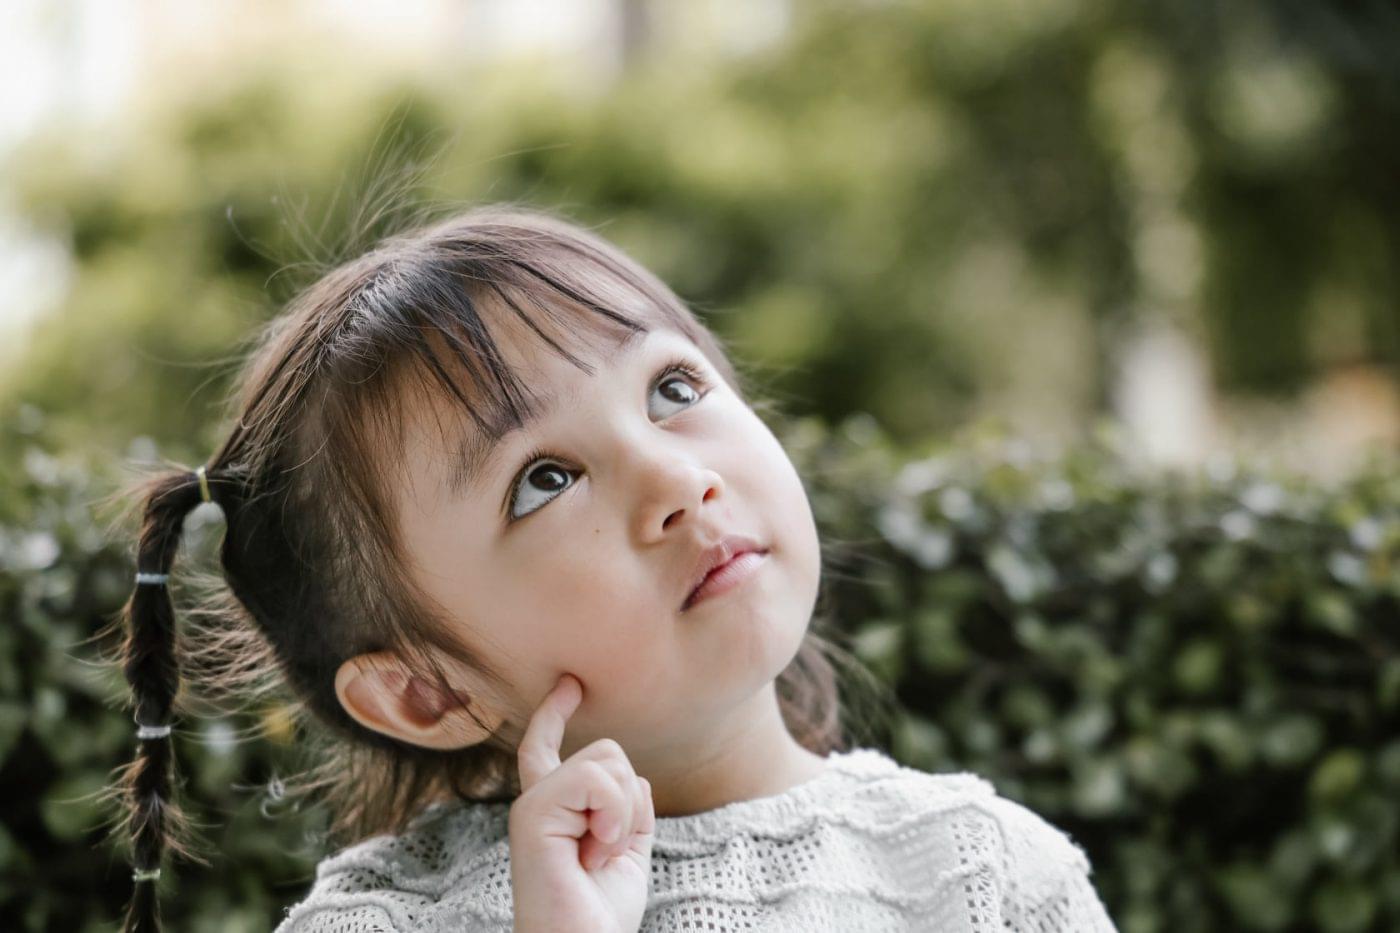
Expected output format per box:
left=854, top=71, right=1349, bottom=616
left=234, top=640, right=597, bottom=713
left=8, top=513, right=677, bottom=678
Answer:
left=2, top=398, right=1396, bottom=931
left=4, top=0, right=1397, bottom=467
left=2, top=3, right=1398, bottom=928
left=0, top=404, right=324, bottom=932
left=794, top=414, right=1400, bottom=933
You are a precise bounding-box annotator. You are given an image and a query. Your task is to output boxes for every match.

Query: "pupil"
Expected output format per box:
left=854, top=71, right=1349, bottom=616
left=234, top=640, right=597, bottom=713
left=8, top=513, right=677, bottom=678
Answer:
left=532, top=467, right=566, bottom=490
left=662, top=379, right=695, bottom=403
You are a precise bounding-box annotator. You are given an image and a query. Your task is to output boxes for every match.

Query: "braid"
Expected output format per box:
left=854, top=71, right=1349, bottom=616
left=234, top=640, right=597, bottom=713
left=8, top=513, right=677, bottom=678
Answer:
left=116, top=464, right=226, bottom=933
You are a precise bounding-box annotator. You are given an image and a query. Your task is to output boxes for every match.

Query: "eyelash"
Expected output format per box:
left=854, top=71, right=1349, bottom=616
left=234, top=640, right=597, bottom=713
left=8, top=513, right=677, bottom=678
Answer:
left=503, top=356, right=713, bottom=522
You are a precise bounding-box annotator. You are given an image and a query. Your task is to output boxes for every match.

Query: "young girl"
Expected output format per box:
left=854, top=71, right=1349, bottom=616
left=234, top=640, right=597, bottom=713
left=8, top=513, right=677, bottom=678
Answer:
left=105, top=203, right=1117, bottom=932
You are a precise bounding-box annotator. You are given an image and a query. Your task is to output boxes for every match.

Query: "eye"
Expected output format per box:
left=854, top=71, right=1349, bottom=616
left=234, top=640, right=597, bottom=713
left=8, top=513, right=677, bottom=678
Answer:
left=504, top=357, right=712, bottom=522
left=652, top=358, right=708, bottom=411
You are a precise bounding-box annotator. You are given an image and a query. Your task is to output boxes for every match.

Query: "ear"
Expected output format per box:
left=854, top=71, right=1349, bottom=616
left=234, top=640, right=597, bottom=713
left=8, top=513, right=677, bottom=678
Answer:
left=334, top=650, right=503, bottom=750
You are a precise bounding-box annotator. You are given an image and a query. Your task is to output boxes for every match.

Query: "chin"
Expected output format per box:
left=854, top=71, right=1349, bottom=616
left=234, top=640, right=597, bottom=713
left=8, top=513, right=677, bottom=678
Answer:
left=752, top=593, right=815, bottom=684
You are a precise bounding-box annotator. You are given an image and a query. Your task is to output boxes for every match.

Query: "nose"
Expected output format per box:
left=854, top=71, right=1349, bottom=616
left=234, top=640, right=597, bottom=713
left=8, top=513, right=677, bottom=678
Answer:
left=630, top=454, right=725, bottom=544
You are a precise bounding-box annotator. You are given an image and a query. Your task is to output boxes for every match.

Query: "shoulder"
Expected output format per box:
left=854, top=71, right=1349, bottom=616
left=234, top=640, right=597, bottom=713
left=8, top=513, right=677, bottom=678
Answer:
left=968, top=788, right=1095, bottom=899
left=273, top=800, right=515, bottom=933
left=873, top=758, right=1091, bottom=872
left=858, top=756, right=1111, bottom=926
left=973, top=790, right=1118, bottom=929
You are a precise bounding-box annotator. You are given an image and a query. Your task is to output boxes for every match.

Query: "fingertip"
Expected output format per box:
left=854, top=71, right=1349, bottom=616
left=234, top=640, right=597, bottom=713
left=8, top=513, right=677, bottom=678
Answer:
left=551, top=675, right=585, bottom=721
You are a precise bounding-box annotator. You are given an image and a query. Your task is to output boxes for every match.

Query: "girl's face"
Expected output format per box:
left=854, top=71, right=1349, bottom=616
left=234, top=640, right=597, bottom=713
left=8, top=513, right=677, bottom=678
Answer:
left=392, top=317, right=823, bottom=761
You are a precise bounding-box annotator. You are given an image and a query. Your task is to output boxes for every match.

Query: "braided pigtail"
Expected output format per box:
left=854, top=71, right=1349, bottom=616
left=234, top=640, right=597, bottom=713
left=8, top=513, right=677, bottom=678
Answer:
left=108, top=464, right=225, bottom=933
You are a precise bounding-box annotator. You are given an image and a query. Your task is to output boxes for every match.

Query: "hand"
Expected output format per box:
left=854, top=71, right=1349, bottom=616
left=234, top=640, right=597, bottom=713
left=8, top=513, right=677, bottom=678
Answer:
left=508, top=674, right=655, bottom=933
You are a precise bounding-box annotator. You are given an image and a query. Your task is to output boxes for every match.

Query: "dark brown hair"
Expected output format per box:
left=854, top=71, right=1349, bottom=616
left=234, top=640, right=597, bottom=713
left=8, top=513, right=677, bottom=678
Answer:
left=94, top=202, right=893, bottom=932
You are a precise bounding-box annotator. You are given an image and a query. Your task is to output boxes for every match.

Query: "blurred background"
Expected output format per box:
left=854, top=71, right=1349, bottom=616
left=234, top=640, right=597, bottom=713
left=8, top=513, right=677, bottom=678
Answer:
left=0, top=1, right=1397, bottom=931
left=3, top=0, right=1396, bottom=475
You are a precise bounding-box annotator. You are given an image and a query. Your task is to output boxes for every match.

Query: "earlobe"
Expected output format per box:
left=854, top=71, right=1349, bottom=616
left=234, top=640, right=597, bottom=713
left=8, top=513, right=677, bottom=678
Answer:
left=333, top=651, right=501, bottom=750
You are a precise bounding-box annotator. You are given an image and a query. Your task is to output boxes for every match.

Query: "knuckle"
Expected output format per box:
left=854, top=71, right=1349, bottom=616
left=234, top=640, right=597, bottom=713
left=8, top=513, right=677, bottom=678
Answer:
left=578, top=759, right=612, bottom=786
left=589, top=737, right=625, bottom=759
left=599, top=756, right=632, bottom=784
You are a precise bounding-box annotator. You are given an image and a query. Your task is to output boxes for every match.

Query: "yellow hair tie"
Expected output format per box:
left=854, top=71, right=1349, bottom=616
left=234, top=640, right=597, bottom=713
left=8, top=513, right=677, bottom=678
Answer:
left=194, top=464, right=211, bottom=503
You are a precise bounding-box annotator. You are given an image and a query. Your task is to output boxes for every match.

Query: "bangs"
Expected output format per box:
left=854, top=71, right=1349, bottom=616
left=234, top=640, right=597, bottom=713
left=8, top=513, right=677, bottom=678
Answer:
left=413, top=292, right=656, bottom=500
left=294, top=204, right=741, bottom=561
left=355, top=251, right=678, bottom=511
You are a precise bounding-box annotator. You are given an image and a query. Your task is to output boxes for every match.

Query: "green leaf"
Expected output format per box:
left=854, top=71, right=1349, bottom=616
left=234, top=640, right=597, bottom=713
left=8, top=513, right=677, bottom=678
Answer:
left=912, top=606, right=969, bottom=672
left=1197, top=709, right=1254, bottom=771
left=1310, top=877, right=1376, bottom=933
left=1215, top=861, right=1292, bottom=931
left=40, top=771, right=107, bottom=842
left=1173, top=638, right=1223, bottom=695
left=0, top=700, right=28, bottom=762
left=1377, top=658, right=1400, bottom=712
left=849, top=621, right=905, bottom=682
left=892, top=713, right=946, bottom=769
left=1375, top=740, right=1400, bottom=788
left=1309, top=749, right=1365, bottom=804
left=1259, top=713, right=1325, bottom=767
left=1061, top=700, right=1113, bottom=752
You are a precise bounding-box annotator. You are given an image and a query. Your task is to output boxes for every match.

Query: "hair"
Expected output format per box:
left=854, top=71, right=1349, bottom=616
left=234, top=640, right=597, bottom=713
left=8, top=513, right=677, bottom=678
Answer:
left=92, top=201, right=896, bottom=932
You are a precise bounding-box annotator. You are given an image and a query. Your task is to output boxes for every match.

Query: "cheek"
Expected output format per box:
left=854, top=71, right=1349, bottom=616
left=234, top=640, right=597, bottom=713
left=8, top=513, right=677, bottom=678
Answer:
left=526, top=562, right=667, bottom=659
left=742, top=412, right=822, bottom=575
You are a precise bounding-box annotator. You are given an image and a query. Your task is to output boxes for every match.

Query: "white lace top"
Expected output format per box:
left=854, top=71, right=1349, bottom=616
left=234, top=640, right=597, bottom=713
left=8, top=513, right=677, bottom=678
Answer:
left=273, top=746, right=1117, bottom=932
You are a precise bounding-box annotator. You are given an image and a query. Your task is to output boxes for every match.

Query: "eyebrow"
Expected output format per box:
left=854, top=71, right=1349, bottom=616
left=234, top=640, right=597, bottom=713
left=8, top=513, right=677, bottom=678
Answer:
left=443, top=327, right=653, bottom=497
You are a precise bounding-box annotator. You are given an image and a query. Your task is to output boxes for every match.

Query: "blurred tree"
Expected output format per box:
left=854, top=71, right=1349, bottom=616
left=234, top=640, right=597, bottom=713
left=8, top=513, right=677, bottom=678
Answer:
left=0, top=0, right=1394, bottom=473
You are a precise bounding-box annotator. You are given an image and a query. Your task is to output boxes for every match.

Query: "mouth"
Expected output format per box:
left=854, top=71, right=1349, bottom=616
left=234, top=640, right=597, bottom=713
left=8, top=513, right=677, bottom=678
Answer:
left=682, top=540, right=770, bottom=612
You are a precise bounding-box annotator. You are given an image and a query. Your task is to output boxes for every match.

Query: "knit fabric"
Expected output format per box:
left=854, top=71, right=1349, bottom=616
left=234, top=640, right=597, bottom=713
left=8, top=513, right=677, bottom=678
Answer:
left=272, top=747, right=1117, bottom=932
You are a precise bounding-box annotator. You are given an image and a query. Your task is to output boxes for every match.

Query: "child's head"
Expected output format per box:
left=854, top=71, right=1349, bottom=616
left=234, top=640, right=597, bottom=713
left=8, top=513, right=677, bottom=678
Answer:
left=362, top=283, right=824, bottom=755
left=101, top=203, right=859, bottom=929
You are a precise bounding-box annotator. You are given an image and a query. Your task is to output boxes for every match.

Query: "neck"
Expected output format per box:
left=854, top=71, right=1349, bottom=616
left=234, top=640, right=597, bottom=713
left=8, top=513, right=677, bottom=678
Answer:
left=627, top=679, right=831, bottom=818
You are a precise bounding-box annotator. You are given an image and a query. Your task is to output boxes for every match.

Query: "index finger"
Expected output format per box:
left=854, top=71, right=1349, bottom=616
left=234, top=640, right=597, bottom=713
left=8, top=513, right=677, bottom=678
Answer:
left=517, top=673, right=584, bottom=791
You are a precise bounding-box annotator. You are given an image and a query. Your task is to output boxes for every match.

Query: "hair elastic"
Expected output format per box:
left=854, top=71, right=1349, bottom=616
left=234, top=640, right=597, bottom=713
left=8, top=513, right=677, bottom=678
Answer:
left=132, top=867, right=161, bottom=883
left=135, top=711, right=172, bottom=740
left=131, top=466, right=210, bottom=586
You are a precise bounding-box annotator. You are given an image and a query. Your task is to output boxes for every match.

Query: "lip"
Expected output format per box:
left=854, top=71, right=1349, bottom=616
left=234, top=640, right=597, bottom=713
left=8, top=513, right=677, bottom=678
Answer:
left=681, top=534, right=769, bottom=612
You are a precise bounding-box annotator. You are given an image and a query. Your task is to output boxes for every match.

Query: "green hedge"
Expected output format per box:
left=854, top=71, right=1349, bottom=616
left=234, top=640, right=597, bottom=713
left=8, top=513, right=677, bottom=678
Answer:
left=794, top=415, right=1400, bottom=933
left=1, top=402, right=1396, bottom=931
